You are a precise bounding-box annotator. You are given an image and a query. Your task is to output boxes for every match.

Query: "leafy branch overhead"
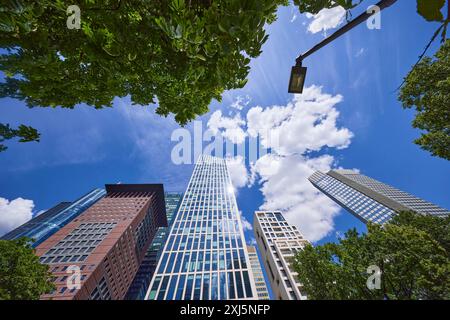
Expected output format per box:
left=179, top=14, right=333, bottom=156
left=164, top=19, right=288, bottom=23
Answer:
left=0, top=123, right=40, bottom=152
left=0, top=0, right=288, bottom=126
left=0, top=0, right=448, bottom=153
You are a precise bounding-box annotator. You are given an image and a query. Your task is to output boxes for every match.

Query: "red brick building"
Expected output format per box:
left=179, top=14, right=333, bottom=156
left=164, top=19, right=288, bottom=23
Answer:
left=36, top=184, right=167, bottom=300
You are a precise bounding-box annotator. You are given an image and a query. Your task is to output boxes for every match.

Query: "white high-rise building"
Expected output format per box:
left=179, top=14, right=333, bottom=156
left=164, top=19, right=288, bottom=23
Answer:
left=247, top=245, right=270, bottom=300
left=253, top=211, right=309, bottom=300
left=145, top=155, right=257, bottom=300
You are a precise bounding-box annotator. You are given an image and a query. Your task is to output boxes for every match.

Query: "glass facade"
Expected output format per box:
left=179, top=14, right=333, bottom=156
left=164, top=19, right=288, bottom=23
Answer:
left=309, top=170, right=450, bottom=224
left=145, top=155, right=256, bottom=300
left=125, top=192, right=182, bottom=300
left=1, top=189, right=106, bottom=247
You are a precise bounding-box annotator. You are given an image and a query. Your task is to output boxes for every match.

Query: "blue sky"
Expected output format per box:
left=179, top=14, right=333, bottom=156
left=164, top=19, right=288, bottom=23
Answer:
left=0, top=1, right=449, bottom=297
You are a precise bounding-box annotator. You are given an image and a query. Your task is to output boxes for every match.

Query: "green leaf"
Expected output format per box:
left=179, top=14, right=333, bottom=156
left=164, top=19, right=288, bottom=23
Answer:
left=417, top=0, right=445, bottom=22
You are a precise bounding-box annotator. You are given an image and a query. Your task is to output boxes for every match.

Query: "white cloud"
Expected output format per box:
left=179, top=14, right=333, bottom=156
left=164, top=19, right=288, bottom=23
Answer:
left=226, top=156, right=249, bottom=189
left=306, top=6, right=346, bottom=35
left=207, top=86, right=355, bottom=242
left=246, top=87, right=353, bottom=241
left=251, top=154, right=341, bottom=242
left=0, top=197, right=35, bottom=236
left=207, top=110, right=247, bottom=144
left=247, top=85, right=353, bottom=156
left=238, top=211, right=253, bottom=231
left=230, top=95, right=251, bottom=111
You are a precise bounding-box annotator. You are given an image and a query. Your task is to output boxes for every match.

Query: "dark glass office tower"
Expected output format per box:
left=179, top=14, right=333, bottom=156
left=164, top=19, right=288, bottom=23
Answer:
left=125, top=192, right=182, bottom=300
left=1, top=189, right=106, bottom=247
left=309, top=170, right=450, bottom=224
left=145, top=155, right=257, bottom=300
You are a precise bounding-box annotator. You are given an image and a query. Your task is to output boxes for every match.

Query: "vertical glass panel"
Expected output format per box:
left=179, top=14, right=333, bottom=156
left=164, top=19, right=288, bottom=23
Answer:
left=197, top=251, right=204, bottom=271
left=202, top=273, right=210, bottom=300
left=228, top=272, right=235, bottom=299
left=173, top=252, right=183, bottom=273
left=166, top=275, right=178, bottom=300
left=242, top=271, right=253, bottom=298
left=212, top=251, right=218, bottom=270
left=182, top=253, right=191, bottom=272
left=185, top=275, right=194, bottom=300
left=193, top=275, right=202, bottom=300
left=232, top=250, right=240, bottom=269
left=175, top=275, right=186, bottom=300
left=148, top=276, right=161, bottom=300
left=156, top=276, right=170, bottom=300
left=239, top=249, right=247, bottom=269
left=219, top=272, right=227, bottom=300
left=205, top=252, right=211, bottom=271
left=211, top=273, right=218, bottom=300
left=190, top=252, right=197, bottom=272
left=157, top=253, right=169, bottom=274
left=235, top=271, right=244, bottom=298
left=165, top=253, right=177, bottom=273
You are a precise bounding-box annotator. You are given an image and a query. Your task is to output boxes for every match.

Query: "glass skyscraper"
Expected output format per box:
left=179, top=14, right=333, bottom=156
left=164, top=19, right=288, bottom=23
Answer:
left=1, top=189, right=106, bottom=247
left=309, top=170, right=450, bottom=224
left=145, top=155, right=257, bottom=300
left=126, top=192, right=182, bottom=300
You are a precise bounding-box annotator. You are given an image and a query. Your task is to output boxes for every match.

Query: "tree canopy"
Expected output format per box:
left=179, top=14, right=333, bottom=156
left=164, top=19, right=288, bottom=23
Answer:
left=399, top=39, right=450, bottom=161
left=0, top=238, right=55, bottom=300
left=293, top=211, right=450, bottom=300
left=0, top=0, right=448, bottom=152
left=0, top=0, right=287, bottom=126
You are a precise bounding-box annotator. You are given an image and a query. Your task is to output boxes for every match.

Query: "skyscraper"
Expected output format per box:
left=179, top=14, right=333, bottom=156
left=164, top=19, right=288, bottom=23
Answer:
left=309, top=170, right=450, bottom=224
left=145, top=155, right=257, bottom=300
left=36, top=184, right=166, bottom=300
left=246, top=245, right=270, bottom=300
left=125, top=192, right=182, bottom=300
left=1, top=189, right=106, bottom=247
left=253, top=211, right=308, bottom=300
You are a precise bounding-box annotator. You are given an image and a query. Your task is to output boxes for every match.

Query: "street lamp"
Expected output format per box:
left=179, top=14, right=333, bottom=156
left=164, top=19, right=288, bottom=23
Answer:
left=288, top=60, right=307, bottom=94
left=288, top=0, right=398, bottom=94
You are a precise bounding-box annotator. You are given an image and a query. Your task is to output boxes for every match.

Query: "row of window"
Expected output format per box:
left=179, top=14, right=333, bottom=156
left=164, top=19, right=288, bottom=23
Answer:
left=149, top=270, right=253, bottom=300
left=157, top=249, right=248, bottom=274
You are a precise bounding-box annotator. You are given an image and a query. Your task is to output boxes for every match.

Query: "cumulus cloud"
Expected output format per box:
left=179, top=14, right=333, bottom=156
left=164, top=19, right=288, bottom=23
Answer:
left=306, top=6, right=346, bottom=35
left=247, top=85, right=353, bottom=155
left=226, top=156, right=250, bottom=189
left=207, top=110, right=247, bottom=145
left=251, top=154, right=342, bottom=242
left=0, top=197, right=35, bottom=236
left=207, top=86, right=355, bottom=242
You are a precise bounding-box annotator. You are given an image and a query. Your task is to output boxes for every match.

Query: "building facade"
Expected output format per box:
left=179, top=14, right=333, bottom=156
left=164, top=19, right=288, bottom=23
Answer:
left=1, top=189, right=106, bottom=247
left=125, top=192, right=182, bottom=300
left=36, top=184, right=166, bottom=300
left=309, top=170, right=450, bottom=224
left=145, top=155, right=257, bottom=300
left=246, top=245, right=270, bottom=300
left=253, top=211, right=308, bottom=300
